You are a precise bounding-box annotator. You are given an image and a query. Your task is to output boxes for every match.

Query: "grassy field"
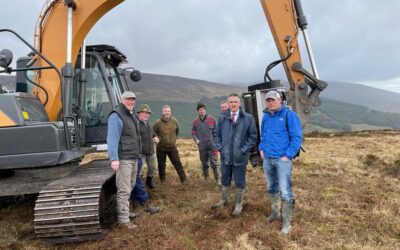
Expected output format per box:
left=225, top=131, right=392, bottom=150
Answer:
left=1, top=131, right=399, bottom=249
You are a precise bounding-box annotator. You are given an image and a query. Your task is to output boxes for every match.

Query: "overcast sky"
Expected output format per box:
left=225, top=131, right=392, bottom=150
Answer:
left=1, top=0, right=400, bottom=93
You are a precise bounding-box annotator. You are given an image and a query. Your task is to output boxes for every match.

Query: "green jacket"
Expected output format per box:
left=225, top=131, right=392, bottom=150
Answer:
left=152, top=116, right=179, bottom=148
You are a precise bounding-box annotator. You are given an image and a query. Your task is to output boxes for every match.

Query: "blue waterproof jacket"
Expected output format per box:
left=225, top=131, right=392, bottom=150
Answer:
left=215, top=108, right=257, bottom=166
left=258, top=106, right=302, bottom=160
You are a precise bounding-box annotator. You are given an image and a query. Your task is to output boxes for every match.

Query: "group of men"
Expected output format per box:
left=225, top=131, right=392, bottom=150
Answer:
left=107, top=90, right=302, bottom=235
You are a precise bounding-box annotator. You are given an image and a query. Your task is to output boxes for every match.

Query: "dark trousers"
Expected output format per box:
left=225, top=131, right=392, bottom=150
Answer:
left=221, top=162, right=247, bottom=188
left=156, top=145, right=186, bottom=181
left=199, top=148, right=218, bottom=169
left=130, top=158, right=149, bottom=203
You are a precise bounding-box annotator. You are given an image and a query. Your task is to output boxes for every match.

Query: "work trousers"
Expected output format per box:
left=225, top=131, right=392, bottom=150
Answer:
left=142, top=153, right=157, bottom=178
left=199, top=148, right=218, bottom=170
left=130, top=158, right=149, bottom=203
left=116, top=159, right=138, bottom=224
left=156, top=145, right=186, bottom=181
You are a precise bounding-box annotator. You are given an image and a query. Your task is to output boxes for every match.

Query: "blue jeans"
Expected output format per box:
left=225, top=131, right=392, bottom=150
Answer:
left=221, top=163, right=247, bottom=188
left=130, top=158, right=149, bottom=203
left=263, top=157, right=294, bottom=202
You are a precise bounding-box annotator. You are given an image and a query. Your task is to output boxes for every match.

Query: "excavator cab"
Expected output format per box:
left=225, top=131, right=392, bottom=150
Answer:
left=0, top=35, right=139, bottom=197
left=73, top=45, right=131, bottom=146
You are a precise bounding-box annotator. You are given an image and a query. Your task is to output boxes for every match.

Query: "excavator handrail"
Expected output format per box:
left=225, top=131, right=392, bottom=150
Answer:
left=0, top=28, right=70, bottom=150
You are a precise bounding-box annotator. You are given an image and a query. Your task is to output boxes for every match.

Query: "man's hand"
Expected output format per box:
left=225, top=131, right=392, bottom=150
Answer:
left=195, top=139, right=200, bottom=145
left=280, top=156, right=290, bottom=161
left=260, top=151, right=264, bottom=159
left=111, top=160, right=120, bottom=171
left=153, top=136, right=160, bottom=144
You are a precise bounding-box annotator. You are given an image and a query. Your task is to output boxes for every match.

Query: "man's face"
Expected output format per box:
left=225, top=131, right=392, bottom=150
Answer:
left=162, top=107, right=171, bottom=120
left=121, top=97, right=136, bottom=111
left=220, top=102, right=229, bottom=113
left=228, top=96, right=240, bottom=112
left=138, top=111, right=150, bottom=122
left=266, top=98, right=282, bottom=112
left=197, top=107, right=206, bottom=117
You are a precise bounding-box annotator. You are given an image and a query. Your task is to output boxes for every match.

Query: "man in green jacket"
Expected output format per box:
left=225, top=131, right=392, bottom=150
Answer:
left=137, top=104, right=159, bottom=189
left=152, top=105, right=188, bottom=184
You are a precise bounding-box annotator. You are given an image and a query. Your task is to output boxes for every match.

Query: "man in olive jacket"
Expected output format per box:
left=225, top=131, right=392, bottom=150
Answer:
left=211, top=93, right=257, bottom=216
left=152, top=105, right=188, bottom=184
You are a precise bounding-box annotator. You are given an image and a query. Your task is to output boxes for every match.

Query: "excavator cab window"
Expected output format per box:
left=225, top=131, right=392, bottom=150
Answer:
left=73, top=52, right=125, bottom=145
left=104, top=64, right=124, bottom=102
left=74, top=55, right=110, bottom=127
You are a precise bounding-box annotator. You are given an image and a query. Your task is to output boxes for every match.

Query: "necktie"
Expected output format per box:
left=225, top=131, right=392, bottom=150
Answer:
left=231, top=112, right=236, bottom=124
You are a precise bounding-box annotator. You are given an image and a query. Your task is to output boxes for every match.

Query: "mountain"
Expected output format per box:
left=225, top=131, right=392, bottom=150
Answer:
left=130, top=73, right=245, bottom=103
left=320, top=81, right=400, bottom=114
left=0, top=75, right=16, bottom=91
left=239, top=80, right=400, bottom=114
left=2, top=73, right=400, bottom=136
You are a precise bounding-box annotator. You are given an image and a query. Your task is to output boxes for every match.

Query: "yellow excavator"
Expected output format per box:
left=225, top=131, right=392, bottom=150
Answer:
left=0, top=0, right=326, bottom=244
left=0, top=0, right=141, bottom=243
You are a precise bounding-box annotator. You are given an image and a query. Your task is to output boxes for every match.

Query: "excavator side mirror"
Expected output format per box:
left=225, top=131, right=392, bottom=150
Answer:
left=130, top=69, right=142, bottom=82
left=0, top=49, right=13, bottom=68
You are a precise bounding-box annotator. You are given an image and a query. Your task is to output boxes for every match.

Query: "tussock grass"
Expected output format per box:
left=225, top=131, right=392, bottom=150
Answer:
left=0, top=131, right=400, bottom=249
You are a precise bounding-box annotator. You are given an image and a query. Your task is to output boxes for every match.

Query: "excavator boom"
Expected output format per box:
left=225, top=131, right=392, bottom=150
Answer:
left=35, top=0, right=124, bottom=121
left=254, top=0, right=327, bottom=125
left=260, top=0, right=304, bottom=88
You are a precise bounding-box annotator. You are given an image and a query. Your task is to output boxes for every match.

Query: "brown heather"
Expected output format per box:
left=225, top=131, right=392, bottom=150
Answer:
left=1, top=131, right=399, bottom=249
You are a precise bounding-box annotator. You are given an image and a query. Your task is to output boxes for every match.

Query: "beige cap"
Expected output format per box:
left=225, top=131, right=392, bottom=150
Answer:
left=265, top=90, right=281, bottom=100
left=121, top=91, right=136, bottom=99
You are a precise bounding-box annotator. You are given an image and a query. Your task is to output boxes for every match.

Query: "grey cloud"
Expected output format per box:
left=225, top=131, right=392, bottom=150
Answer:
left=1, top=0, right=399, bottom=93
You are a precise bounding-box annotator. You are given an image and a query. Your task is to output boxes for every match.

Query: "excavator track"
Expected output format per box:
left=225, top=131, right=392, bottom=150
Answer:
left=34, top=159, right=117, bottom=244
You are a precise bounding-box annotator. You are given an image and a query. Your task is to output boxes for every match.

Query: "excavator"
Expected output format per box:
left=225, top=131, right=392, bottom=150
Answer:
left=0, top=0, right=326, bottom=244
left=0, top=0, right=141, bottom=243
left=243, top=0, right=328, bottom=166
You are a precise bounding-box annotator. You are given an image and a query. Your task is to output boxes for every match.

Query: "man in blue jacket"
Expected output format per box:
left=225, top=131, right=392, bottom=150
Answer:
left=211, top=93, right=257, bottom=216
left=258, top=90, right=302, bottom=235
left=107, top=91, right=141, bottom=229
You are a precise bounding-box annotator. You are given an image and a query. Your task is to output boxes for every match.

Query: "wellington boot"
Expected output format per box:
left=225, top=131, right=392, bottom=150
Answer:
left=231, top=188, right=244, bottom=216
left=202, top=167, right=209, bottom=180
left=212, top=167, right=221, bottom=185
left=211, top=186, right=230, bottom=209
left=281, top=200, right=294, bottom=235
left=146, top=176, right=156, bottom=189
left=267, top=194, right=281, bottom=222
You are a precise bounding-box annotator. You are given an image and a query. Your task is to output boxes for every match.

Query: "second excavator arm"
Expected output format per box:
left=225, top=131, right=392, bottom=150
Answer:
left=259, top=0, right=327, bottom=125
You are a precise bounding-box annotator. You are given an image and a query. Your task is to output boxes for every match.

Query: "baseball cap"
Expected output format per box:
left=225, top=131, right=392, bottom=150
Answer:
left=121, top=91, right=136, bottom=99
left=265, top=90, right=281, bottom=100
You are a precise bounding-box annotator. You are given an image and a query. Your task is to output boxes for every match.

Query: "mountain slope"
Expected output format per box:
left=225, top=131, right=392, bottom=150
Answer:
left=320, top=81, right=400, bottom=113
left=131, top=73, right=245, bottom=102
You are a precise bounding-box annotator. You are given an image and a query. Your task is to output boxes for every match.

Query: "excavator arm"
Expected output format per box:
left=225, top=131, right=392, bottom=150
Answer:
left=34, top=0, right=124, bottom=121
left=259, top=0, right=327, bottom=125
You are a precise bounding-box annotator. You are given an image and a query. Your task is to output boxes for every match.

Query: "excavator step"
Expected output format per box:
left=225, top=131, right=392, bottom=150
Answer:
left=34, top=159, right=117, bottom=244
